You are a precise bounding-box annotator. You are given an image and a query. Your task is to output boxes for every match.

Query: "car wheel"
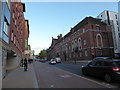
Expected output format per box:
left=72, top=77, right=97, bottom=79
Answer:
left=82, top=69, right=87, bottom=76
left=104, top=74, right=112, bottom=83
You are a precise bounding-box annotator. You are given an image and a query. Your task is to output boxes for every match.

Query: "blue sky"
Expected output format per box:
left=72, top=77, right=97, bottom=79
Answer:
left=23, top=2, right=118, bottom=55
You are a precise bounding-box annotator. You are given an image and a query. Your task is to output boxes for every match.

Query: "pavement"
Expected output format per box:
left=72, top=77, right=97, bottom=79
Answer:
left=2, top=63, right=39, bottom=89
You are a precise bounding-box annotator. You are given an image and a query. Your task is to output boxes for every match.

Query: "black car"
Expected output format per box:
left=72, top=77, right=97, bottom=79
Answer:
left=93, top=57, right=113, bottom=60
left=82, top=59, right=120, bottom=82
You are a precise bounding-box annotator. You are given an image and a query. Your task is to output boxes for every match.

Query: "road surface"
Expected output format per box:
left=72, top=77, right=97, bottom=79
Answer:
left=33, top=62, right=108, bottom=88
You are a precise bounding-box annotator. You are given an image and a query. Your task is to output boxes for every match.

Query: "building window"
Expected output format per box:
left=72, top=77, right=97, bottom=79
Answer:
left=101, top=15, right=102, bottom=17
left=78, top=38, right=82, bottom=50
left=4, top=18, right=9, bottom=36
left=84, top=40, right=86, bottom=46
left=83, top=28, right=85, bottom=33
left=15, top=19, right=16, bottom=25
left=115, top=14, right=117, bottom=19
left=16, top=3, right=17, bottom=8
left=91, top=25, right=94, bottom=29
left=85, top=50, right=88, bottom=57
left=14, top=35, right=16, bottom=45
left=11, top=31, right=14, bottom=41
left=96, top=24, right=100, bottom=30
left=80, top=52, right=82, bottom=57
left=98, top=49, right=103, bottom=56
left=96, top=34, right=103, bottom=47
left=69, top=38, right=70, bottom=41
left=118, top=33, right=120, bottom=38
left=116, top=21, right=118, bottom=25
left=118, top=27, right=119, bottom=31
left=13, top=13, right=15, bottom=19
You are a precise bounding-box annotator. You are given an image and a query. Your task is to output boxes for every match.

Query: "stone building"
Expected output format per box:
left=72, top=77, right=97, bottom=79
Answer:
left=47, top=17, right=114, bottom=61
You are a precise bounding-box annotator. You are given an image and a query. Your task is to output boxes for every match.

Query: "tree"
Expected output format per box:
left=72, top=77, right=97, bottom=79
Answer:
left=39, top=49, right=46, bottom=59
left=35, top=54, right=40, bottom=59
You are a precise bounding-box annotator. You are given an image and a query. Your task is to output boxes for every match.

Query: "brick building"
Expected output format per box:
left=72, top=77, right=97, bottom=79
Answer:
left=47, top=17, right=114, bottom=61
left=7, top=2, right=28, bottom=71
left=97, top=10, right=120, bottom=58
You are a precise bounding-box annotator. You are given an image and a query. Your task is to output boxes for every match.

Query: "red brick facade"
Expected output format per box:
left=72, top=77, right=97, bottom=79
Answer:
left=9, top=2, right=28, bottom=57
left=47, top=17, right=114, bottom=61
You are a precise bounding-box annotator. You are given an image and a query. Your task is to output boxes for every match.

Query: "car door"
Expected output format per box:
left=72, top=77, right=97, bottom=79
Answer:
left=86, top=61, right=96, bottom=75
left=94, top=61, right=105, bottom=77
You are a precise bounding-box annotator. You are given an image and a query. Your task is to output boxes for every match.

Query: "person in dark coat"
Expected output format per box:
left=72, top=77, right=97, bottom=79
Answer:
left=20, top=59, right=24, bottom=67
left=23, top=58, right=28, bottom=71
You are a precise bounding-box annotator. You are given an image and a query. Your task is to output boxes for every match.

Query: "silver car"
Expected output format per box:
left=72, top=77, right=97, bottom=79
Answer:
left=49, top=59, right=56, bottom=64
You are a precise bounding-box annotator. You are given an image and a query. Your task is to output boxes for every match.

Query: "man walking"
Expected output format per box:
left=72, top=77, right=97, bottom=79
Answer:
left=20, top=59, right=24, bottom=67
left=23, top=58, right=28, bottom=71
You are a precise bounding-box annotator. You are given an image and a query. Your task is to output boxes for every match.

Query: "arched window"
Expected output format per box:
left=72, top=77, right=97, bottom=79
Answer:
left=96, top=34, right=103, bottom=47
left=78, top=38, right=82, bottom=50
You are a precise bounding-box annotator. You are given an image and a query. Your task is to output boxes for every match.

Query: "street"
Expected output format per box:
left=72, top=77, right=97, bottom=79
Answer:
left=49, top=61, right=120, bottom=88
left=33, top=61, right=108, bottom=88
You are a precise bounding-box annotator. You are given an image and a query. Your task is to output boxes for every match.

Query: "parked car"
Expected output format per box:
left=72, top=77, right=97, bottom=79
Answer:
left=49, top=59, right=56, bottom=64
left=82, top=59, right=120, bottom=83
left=93, top=57, right=113, bottom=60
left=55, top=57, right=61, bottom=63
left=40, top=59, right=46, bottom=63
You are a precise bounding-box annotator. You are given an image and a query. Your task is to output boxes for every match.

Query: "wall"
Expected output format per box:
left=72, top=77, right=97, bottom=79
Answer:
left=6, top=55, right=20, bottom=71
left=0, top=40, right=2, bottom=89
left=0, top=0, right=2, bottom=88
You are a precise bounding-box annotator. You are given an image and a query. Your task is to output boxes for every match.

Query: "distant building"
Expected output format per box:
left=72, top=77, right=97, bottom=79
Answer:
left=97, top=10, right=120, bottom=58
left=47, top=17, right=114, bottom=61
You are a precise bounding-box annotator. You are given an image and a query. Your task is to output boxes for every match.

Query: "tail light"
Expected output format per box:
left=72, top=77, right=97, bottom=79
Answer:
left=112, top=67, right=120, bottom=72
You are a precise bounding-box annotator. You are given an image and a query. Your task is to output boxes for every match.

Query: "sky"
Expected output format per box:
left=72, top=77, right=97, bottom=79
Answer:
left=23, top=2, right=118, bottom=55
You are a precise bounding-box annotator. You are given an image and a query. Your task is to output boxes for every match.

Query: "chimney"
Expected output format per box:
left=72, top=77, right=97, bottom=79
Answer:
left=59, top=34, right=62, bottom=38
left=57, top=34, right=62, bottom=40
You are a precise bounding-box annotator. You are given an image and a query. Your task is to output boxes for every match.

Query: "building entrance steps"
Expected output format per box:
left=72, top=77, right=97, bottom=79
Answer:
left=2, top=63, right=38, bottom=88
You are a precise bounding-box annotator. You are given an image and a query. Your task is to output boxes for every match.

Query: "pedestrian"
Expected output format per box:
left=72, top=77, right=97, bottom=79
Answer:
left=92, top=54, right=95, bottom=59
left=20, top=59, right=24, bottom=67
left=23, top=58, right=28, bottom=71
left=28, top=59, right=31, bottom=64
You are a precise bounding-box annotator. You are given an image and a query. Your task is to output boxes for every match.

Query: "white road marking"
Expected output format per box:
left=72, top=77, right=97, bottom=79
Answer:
left=50, top=85, right=54, bottom=88
left=59, top=74, right=72, bottom=78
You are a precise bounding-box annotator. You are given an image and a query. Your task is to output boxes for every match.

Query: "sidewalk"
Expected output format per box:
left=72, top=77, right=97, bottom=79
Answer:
left=2, top=63, right=38, bottom=88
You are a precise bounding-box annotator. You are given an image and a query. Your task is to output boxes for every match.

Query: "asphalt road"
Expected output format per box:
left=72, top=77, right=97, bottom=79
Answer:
left=50, top=61, right=120, bottom=88
left=33, top=61, right=108, bottom=88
